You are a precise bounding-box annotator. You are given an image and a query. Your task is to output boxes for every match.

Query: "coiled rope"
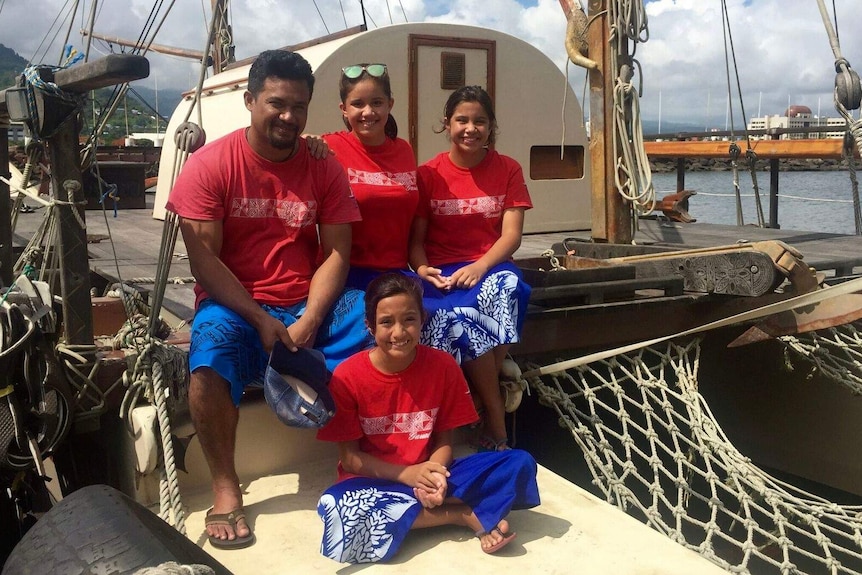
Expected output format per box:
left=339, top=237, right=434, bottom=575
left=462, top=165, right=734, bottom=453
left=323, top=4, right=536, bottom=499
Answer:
left=608, top=0, right=655, bottom=225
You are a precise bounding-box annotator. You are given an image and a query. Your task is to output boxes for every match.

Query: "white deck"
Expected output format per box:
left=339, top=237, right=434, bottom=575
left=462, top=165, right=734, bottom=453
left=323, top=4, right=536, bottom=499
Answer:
left=144, top=399, right=727, bottom=574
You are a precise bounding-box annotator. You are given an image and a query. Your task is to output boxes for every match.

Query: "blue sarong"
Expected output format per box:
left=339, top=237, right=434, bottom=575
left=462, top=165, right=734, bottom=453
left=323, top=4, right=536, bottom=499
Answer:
left=318, top=449, right=540, bottom=564
left=420, top=261, right=531, bottom=364
left=189, top=290, right=372, bottom=405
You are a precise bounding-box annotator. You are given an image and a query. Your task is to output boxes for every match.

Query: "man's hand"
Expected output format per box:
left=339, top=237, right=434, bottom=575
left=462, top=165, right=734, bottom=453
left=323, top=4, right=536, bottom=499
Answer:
left=286, top=315, right=320, bottom=349
left=254, top=313, right=297, bottom=353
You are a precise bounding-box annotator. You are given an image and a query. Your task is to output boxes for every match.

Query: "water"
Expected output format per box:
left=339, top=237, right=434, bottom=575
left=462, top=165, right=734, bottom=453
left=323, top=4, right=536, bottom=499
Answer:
left=651, top=170, right=860, bottom=235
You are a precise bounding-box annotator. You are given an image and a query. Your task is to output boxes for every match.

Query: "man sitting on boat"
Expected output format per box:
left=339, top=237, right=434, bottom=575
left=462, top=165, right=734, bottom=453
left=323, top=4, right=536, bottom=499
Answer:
left=165, top=49, right=371, bottom=549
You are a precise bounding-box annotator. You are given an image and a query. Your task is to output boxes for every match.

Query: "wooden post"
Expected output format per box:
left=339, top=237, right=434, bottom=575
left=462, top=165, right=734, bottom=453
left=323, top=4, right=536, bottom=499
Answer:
left=0, top=121, right=12, bottom=287
left=769, top=133, right=780, bottom=228
left=588, top=0, right=632, bottom=244
left=46, top=123, right=94, bottom=345
left=40, top=54, right=149, bottom=345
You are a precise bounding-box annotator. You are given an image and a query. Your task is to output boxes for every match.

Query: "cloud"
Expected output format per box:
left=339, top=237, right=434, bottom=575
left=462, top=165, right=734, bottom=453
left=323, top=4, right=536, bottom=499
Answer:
left=1, top=0, right=859, bottom=127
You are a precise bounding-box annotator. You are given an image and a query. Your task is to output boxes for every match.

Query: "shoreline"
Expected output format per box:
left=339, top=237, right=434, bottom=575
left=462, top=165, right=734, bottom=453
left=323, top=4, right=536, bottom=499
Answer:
left=651, top=157, right=847, bottom=173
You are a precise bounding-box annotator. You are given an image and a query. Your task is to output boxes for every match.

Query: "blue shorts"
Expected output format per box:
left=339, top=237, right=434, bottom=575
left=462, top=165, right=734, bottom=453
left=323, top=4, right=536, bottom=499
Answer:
left=189, top=290, right=373, bottom=405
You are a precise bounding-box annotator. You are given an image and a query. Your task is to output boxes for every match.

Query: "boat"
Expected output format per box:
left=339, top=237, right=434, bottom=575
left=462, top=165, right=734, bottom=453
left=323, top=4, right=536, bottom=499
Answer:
left=2, top=1, right=862, bottom=573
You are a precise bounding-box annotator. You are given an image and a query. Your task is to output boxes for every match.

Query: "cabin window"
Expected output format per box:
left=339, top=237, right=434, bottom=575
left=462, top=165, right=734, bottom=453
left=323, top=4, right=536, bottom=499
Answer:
left=440, top=52, right=466, bottom=90
left=529, top=146, right=585, bottom=180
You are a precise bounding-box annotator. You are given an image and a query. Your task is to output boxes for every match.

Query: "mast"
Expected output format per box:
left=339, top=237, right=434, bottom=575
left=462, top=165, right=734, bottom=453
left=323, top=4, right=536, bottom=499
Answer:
left=210, top=0, right=234, bottom=75
left=587, top=0, right=632, bottom=244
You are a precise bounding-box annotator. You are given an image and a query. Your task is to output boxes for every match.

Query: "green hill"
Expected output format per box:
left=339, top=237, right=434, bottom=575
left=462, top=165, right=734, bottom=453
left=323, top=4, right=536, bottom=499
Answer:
left=0, top=43, right=28, bottom=89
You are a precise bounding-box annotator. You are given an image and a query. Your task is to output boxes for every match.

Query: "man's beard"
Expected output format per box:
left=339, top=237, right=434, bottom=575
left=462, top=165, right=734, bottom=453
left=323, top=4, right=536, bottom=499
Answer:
left=269, top=122, right=298, bottom=150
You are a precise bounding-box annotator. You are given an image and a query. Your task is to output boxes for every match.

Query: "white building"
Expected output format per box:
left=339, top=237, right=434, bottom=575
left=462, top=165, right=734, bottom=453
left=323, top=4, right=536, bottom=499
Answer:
left=747, top=105, right=847, bottom=139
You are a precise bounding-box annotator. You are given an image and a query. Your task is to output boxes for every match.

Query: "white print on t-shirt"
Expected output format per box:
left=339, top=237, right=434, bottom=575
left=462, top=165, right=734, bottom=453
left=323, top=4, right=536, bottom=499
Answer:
left=229, top=198, right=318, bottom=228
left=347, top=168, right=418, bottom=191
left=430, top=195, right=504, bottom=218
left=360, top=408, right=438, bottom=440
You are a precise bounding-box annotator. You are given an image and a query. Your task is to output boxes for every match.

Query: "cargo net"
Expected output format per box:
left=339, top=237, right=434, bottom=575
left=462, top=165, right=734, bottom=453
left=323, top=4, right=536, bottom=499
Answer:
left=525, top=339, right=862, bottom=575
left=779, top=321, right=862, bottom=396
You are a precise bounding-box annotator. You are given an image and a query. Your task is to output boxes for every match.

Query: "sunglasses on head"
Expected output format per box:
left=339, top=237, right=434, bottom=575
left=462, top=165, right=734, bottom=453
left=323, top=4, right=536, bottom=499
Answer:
left=342, top=64, right=387, bottom=79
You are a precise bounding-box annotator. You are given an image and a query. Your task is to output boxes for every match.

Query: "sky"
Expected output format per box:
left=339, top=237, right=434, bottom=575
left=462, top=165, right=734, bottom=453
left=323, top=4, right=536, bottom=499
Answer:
left=0, top=0, right=859, bottom=129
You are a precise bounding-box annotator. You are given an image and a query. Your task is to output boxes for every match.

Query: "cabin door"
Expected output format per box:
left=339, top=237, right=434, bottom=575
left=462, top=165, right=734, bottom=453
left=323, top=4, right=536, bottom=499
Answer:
left=408, top=35, right=496, bottom=164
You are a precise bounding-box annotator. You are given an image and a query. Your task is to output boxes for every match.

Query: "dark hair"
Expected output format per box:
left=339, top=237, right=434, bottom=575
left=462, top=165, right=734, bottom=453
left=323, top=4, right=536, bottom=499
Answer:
left=439, top=85, right=498, bottom=145
left=339, top=63, right=398, bottom=139
left=248, top=50, right=315, bottom=99
left=364, top=272, right=425, bottom=326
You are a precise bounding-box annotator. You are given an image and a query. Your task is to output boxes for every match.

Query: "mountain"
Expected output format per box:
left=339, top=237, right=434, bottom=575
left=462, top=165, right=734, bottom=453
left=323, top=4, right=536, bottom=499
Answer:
left=0, top=43, right=27, bottom=88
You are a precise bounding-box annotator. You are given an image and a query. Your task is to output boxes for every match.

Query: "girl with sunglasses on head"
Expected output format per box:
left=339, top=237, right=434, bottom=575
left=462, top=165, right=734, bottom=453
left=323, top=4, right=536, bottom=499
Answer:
left=317, top=272, right=539, bottom=564
left=322, top=63, right=420, bottom=290
left=409, top=85, right=533, bottom=454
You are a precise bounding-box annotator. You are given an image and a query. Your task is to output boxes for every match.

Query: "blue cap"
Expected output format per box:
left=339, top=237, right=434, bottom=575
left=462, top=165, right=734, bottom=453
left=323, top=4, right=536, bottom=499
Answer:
left=263, top=341, right=335, bottom=429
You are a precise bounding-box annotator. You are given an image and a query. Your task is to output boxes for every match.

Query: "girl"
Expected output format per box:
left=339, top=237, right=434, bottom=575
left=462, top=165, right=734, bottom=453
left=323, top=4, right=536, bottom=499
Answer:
left=410, top=86, right=533, bottom=452
left=316, top=273, right=540, bottom=564
left=323, top=63, right=419, bottom=289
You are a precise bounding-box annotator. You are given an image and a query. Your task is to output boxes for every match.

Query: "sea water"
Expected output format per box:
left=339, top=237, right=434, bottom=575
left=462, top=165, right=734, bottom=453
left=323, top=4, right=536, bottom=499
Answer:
left=651, top=170, right=861, bottom=235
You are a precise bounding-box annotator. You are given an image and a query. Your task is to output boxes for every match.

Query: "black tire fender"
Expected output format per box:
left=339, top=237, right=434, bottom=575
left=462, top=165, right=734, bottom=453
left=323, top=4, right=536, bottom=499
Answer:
left=2, top=485, right=231, bottom=575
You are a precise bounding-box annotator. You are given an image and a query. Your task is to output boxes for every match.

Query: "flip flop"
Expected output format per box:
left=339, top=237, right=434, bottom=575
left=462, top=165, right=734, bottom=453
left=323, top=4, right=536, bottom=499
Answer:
left=478, top=526, right=517, bottom=554
left=205, top=507, right=255, bottom=549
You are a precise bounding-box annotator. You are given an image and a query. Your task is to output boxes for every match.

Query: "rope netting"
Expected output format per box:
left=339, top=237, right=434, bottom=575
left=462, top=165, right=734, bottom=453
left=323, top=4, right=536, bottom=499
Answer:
left=780, top=321, right=862, bottom=396
left=525, top=339, right=862, bottom=575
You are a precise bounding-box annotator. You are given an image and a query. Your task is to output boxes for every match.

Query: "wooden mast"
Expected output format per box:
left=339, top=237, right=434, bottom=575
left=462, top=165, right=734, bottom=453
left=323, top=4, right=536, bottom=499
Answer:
left=587, top=0, right=632, bottom=244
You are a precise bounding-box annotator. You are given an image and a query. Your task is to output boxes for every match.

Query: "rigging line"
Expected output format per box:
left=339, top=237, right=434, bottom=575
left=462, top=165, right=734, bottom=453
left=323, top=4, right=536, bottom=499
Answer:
left=141, top=0, right=179, bottom=56
left=59, top=0, right=82, bottom=67
left=719, top=0, right=735, bottom=139
left=397, top=0, right=408, bottom=22
left=721, top=0, right=754, bottom=148
left=338, top=0, right=348, bottom=28
left=311, top=0, right=330, bottom=34
left=384, top=0, right=393, bottom=25
left=28, top=0, right=74, bottom=66
left=359, top=0, right=368, bottom=30
left=83, top=0, right=98, bottom=62
left=133, top=0, right=167, bottom=54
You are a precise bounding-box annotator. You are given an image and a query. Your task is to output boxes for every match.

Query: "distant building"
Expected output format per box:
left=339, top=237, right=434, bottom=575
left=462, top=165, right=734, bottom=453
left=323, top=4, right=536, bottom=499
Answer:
left=127, top=132, right=165, bottom=147
left=5, top=123, right=25, bottom=143
left=747, top=105, right=847, bottom=140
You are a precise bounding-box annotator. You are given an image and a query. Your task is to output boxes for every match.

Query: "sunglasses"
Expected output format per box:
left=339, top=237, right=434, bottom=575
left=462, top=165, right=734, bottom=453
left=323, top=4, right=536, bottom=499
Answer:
left=342, top=64, right=387, bottom=79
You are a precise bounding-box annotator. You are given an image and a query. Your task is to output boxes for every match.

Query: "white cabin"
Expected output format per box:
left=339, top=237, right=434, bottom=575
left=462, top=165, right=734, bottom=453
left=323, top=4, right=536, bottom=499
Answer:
left=153, top=22, right=591, bottom=233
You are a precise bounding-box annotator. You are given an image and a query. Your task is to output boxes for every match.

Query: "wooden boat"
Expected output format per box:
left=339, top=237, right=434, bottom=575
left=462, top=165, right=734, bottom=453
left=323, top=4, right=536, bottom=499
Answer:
left=2, top=1, right=862, bottom=574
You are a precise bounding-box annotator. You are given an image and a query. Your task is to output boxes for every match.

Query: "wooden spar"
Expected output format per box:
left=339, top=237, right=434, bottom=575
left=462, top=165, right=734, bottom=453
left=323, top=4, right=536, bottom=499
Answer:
left=644, top=138, right=858, bottom=160
left=586, top=0, right=632, bottom=244
left=79, top=31, right=205, bottom=62
left=210, top=0, right=231, bottom=74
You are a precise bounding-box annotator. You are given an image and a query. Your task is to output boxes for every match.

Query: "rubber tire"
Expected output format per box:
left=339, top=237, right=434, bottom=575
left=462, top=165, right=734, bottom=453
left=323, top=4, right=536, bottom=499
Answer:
left=2, top=484, right=231, bottom=575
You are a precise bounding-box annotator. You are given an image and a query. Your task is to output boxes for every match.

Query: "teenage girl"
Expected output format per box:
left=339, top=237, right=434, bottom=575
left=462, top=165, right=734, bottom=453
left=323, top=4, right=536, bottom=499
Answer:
left=317, top=272, right=540, bottom=564
left=323, top=63, right=419, bottom=289
left=409, top=85, right=533, bottom=452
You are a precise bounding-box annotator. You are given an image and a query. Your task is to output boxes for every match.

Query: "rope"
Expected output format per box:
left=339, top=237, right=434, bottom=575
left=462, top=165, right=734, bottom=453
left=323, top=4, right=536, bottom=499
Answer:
left=608, top=0, right=655, bottom=223
left=119, top=332, right=188, bottom=534
left=524, top=337, right=862, bottom=574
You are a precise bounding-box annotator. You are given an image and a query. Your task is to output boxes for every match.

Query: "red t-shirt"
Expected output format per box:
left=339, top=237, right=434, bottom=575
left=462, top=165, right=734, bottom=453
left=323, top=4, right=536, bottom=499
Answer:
left=166, top=129, right=360, bottom=307
left=317, top=345, right=479, bottom=481
left=417, top=150, right=533, bottom=265
left=323, top=132, right=418, bottom=270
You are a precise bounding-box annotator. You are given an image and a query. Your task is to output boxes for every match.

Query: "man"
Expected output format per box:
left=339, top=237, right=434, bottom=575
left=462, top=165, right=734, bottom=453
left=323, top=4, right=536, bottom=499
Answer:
left=166, top=50, right=368, bottom=549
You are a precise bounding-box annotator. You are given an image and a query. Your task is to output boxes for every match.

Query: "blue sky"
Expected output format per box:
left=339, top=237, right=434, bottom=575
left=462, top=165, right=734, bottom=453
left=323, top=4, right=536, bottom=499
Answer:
left=0, top=0, right=859, bottom=127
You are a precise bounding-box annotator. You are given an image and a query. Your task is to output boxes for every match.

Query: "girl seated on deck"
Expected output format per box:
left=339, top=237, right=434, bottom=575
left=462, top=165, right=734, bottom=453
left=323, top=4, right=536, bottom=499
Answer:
left=316, top=272, right=540, bottom=564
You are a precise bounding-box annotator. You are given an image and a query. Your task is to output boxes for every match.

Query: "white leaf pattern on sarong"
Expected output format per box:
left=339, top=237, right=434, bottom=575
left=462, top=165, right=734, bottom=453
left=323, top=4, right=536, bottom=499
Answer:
left=421, top=270, right=521, bottom=362
left=320, top=487, right=417, bottom=563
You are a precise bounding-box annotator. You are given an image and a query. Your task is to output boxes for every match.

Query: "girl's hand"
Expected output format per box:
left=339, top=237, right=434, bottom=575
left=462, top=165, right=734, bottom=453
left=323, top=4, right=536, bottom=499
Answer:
left=418, top=265, right=451, bottom=290
left=302, top=134, right=332, bottom=159
left=413, top=470, right=447, bottom=508
left=404, top=461, right=449, bottom=491
left=449, top=262, right=488, bottom=289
